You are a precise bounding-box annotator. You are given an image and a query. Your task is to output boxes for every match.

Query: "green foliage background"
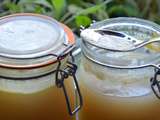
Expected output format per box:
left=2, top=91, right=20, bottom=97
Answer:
left=1, top=0, right=160, bottom=34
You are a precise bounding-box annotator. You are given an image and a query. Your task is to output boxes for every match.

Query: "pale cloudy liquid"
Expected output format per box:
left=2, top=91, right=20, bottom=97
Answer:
left=0, top=78, right=76, bottom=120
left=78, top=56, right=160, bottom=120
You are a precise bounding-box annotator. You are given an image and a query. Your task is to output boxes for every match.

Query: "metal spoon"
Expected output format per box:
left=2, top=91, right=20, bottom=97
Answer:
left=80, top=28, right=160, bottom=52
left=123, top=37, right=160, bottom=52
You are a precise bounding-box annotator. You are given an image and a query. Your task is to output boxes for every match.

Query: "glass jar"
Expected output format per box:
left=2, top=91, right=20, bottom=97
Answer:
left=0, top=13, right=82, bottom=120
left=79, top=17, right=160, bottom=120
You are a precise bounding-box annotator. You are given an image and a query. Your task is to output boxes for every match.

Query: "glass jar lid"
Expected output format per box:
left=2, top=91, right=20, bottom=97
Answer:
left=81, top=17, right=160, bottom=69
left=0, top=13, right=75, bottom=68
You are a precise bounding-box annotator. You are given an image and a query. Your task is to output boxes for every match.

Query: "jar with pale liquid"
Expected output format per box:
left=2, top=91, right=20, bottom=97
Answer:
left=79, top=17, right=160, bottom=120
left=0, top=13, right=82, bottom=120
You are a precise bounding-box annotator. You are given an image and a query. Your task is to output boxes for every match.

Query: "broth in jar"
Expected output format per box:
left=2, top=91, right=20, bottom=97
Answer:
left=0, top=13, right=81, bottom=120
left=79, top=17, right=160, bottom=120
left=0, top=78, right=76, bottom=120
left=79, top=56, right=160, bottom=120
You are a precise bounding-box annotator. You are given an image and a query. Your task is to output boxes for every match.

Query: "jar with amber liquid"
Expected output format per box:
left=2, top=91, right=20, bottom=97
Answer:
left=0, top=13, right=82, bottom=120
left=79, top=17, right=160, bottom=120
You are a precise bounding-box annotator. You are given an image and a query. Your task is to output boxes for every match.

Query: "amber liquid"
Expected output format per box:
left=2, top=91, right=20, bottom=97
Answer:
left=79, top=78, right=160, bottom=120
left=77, top=55, right=160, bottom=120
left=0, top=79, right=76, bottom=120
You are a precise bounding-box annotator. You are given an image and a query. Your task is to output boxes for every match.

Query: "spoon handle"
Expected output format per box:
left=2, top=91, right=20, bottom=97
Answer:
left=130, top=37, right=160, bottom=51
left=136, top=37, right=160, bottom=46
left=97, top=29, right=160, bottom=52
left=108, top=36, right=160, bottom=52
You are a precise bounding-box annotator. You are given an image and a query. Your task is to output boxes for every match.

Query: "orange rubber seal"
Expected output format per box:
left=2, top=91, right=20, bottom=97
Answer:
left=61, top=23, right=75, bottom=45
left=0, top=13, right=75, bottom=69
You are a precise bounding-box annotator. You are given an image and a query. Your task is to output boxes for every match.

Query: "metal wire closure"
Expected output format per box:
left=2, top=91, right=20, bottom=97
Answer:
left=55, top=51, right=83, bottom=115
left=150, top=67, right=160, bottom=99
left=0, top=44, right=82, bottom=116
left=82, top=34, right=160, bottom=99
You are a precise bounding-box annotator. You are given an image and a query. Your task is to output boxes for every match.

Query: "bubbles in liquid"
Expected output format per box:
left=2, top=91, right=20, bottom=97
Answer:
left=0, top=74, right=55, bottom=94
left=79, top=18, right=160, bottom=120
left=80, top=56, right=154, bottom=97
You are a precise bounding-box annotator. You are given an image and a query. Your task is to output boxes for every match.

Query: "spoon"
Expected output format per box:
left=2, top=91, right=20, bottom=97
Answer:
left=122, top=37, right=160, bottom=52
left=80, top=28, right=160, bottom=52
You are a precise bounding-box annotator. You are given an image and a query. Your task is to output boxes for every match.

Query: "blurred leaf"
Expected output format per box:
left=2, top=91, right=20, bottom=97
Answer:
left=0, top=0, right=160, bottom=35
left=77, top=1, right=109, bottom=15
left=149, top=13, right=160, bottom=25
left=157, top=0, right=160, bottom=15
left=21, top=4, right=35, bottom=12
left=96, top=9, right=109, bottom=20
left=75, top=15, right=91, bottom=27
left=34, top=5, right=44, bottom=14
left=126, top=0, right=138, bottom=9
left=67, top=0, right=93, bottom=8
left=51, top=0, right=66, bottom=19
left=108, top=4, right=139, bottom=17
left=65, top=0, right=112, bottom=24
left=141, top=0, right=151, bottom=17
left=125, top=3, right=140, bottom=16
left=4, top=2, right=21, bottom=13
left=19, top=0, right=52, bottom=9
left=68, top=4, right=83, bottom=14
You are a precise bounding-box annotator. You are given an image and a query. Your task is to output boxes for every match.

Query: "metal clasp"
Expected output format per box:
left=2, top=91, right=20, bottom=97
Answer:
left=150, top=67, right=160, bottom=99
left=55, top=52, right=83, bottom=116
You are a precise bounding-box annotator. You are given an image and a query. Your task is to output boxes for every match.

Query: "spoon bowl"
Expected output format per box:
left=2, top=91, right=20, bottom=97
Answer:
left=81, top=28, right=160, bottom=52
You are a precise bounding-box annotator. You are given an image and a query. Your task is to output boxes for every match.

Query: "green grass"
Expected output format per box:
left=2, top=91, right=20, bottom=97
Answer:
left=0, top=0, right=160, bottom=35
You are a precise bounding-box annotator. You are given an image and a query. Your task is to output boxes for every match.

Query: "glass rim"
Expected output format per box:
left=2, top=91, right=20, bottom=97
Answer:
left=0, top=13, right=75, bottom=69
left=82, top=17, right=160, bottom=70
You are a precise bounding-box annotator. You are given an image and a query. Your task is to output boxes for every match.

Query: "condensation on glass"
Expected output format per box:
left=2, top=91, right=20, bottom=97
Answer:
left=79, top=17, right=160, bottom=120
left=0, top=13, right=82, bottom=120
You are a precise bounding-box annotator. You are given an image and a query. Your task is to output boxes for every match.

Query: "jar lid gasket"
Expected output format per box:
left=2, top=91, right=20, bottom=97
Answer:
left=0, top=13, right=75, bottom=68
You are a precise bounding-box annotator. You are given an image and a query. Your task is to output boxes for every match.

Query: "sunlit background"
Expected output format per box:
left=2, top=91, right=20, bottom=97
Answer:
left=1, top=0, right=160, bottom=35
